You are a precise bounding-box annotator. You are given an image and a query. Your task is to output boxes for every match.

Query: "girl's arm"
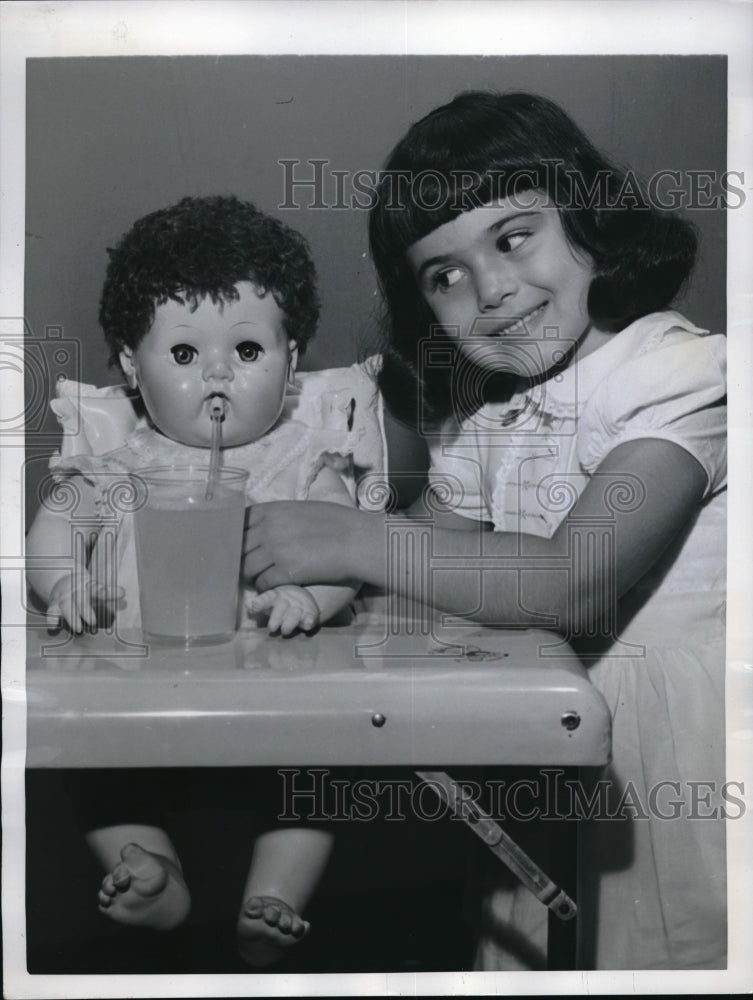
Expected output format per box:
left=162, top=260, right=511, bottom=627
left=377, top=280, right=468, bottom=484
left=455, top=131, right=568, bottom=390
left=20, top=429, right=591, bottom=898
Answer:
left=244, top=438, right=707, bottom=634
left=26, top=476, right=112, bottom=632
left=298, top=462, right=360, bottom=623
left=245, top=463, right=360, bottom=634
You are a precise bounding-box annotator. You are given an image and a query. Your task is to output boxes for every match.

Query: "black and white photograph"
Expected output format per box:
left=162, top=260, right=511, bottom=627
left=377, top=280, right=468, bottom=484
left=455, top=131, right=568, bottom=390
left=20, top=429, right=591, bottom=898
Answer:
left=2, top=1, right=752, bottom=996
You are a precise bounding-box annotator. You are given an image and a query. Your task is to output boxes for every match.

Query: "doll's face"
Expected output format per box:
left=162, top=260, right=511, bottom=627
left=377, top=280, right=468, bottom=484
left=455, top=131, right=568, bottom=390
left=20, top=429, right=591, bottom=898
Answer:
left=120, top=282, right=296, bottom=448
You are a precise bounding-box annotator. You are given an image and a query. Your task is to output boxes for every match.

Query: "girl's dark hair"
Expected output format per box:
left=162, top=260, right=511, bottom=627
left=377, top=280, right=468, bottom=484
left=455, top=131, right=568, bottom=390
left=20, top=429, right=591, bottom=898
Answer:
left=99, top=195, right=319, bottom=366
left=369, top=91, right=697, bottom=425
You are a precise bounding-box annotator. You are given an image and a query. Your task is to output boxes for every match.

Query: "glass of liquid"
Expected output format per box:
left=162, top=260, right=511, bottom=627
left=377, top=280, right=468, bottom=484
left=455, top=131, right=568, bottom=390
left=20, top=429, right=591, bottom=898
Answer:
left=132, top=465, right=249, bottom=646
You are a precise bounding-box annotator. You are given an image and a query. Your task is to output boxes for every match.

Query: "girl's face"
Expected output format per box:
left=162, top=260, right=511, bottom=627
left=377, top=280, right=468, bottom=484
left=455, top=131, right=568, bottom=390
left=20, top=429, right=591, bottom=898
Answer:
left=407, top=194, right=611, bottom=381
left=119, top=282, right=295, bottom=448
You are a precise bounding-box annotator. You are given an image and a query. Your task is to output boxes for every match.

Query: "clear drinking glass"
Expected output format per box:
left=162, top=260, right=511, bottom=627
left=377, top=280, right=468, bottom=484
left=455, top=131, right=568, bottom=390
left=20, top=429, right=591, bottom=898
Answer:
left=132, top=465, right=249, bottom=646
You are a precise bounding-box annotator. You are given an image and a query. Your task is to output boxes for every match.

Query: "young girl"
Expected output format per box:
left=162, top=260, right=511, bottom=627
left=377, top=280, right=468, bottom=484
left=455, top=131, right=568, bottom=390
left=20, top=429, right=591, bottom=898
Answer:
left=26, top=195, right=360, bottom=965
left=243, top=92, right=728, bottom=970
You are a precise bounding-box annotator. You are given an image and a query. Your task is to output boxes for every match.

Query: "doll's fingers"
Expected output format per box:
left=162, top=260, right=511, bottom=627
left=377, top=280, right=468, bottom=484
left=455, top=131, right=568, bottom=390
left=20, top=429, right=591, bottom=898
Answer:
left=279, top=601, right=313, bottom=637
left=246, top=590, right=277, bottom=613
left=92, top=584, right=125, bottom=605
left=71, top=590, right=97, bottom=631
left=266, top=600, right=290, bottom=635
left=54, top=595, right=82, bottom=634
left=46, top=602, right=63, bottom=630
left=79, top=596, right=98, bottom=628
left=279, top=613, right=301, bottom=637
left=300, top=612, right=318, bottom=633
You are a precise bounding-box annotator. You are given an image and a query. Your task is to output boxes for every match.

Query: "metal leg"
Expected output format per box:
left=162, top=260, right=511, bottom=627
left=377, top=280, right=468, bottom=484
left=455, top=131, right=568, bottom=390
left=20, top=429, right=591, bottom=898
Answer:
left=415, top=770, right=577, bottom=922
left=546, top=767, right=579, bottom=970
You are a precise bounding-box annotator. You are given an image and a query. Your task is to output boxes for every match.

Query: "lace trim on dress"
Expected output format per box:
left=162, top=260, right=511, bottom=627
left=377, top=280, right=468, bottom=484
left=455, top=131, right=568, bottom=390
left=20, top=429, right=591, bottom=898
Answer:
left=49, top=418, right=360, bottom=514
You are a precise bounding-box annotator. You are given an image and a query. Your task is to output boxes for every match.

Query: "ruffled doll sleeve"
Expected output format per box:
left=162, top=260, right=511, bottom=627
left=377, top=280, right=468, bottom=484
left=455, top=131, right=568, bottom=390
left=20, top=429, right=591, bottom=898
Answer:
left=284, top=358, right=388, bottom=509
left=47, top=446, right=135, bottom=520
left=296, top=424, right=362, bottom=504
left=49, top=378, right=142, bottom=458
left=577, top=331, right=727, bottom=497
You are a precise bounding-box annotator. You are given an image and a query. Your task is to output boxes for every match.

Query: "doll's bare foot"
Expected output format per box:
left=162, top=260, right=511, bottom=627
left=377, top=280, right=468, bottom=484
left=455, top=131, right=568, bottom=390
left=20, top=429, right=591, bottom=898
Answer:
left=97, top=842, right=191, bottom=930
left=237, top=894, right=309, bottom=966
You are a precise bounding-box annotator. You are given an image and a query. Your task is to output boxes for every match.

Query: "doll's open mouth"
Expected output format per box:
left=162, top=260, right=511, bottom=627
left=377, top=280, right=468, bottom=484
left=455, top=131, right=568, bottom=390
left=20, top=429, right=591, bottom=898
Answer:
left=206, top=392, right=229, bottom=416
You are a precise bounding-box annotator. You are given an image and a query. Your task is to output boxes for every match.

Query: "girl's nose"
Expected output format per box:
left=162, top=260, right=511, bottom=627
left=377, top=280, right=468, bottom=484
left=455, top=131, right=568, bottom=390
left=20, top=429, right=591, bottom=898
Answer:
left=202, top=355, right=234, bottom=381
left=476, top=261, right=515, bottom=310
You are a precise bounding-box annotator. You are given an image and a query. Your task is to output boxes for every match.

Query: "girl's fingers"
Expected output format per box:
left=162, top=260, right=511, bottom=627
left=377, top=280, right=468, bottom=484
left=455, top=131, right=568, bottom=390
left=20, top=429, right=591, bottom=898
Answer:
left=254, top=566, right=293, bottom=592
left=242, top=550, right=277, bottom=583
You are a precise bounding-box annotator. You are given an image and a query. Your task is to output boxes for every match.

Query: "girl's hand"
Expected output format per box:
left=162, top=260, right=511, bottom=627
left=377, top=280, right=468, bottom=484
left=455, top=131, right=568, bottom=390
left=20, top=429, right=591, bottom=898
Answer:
left=47, top=575, right=122, bottom=634
left=243, top=501, right=382, bottom=591
left=245, top=585, right=320, bottom=636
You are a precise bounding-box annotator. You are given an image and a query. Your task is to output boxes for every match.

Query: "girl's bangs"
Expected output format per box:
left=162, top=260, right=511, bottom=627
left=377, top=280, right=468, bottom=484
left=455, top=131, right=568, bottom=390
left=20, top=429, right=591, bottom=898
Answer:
left=375, top=162, right=545, bottom=253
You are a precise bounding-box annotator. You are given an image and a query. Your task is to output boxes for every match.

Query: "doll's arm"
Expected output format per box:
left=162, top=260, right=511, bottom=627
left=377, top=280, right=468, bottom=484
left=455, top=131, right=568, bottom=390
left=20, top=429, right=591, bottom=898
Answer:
left=26, top=476, right=118, bottom=632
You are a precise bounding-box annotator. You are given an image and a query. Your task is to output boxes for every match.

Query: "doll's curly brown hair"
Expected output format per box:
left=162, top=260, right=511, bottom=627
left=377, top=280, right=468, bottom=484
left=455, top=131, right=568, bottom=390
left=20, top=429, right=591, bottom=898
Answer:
left=99, top=195, right=319, bottom=367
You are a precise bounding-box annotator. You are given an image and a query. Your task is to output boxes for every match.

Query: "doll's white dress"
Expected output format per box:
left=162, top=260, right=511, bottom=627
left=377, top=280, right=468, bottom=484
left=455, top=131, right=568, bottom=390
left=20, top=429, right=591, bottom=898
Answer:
left=49, top=401, right=362, bottom=631
left=428, top=312, right=727, bottom=970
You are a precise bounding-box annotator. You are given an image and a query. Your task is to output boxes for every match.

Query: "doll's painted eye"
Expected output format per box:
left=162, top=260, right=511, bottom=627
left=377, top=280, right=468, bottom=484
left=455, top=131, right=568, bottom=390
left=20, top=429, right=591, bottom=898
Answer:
left=237, top=341, right=263, bottom=362
left=170, top=344, right=197, bottom=365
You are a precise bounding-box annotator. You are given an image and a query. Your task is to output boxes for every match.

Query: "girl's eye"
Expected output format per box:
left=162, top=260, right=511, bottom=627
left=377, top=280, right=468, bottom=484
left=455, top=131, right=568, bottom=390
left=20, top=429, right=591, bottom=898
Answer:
left=237, top=341, right=263, bottom=362
left=431, top=267, right=464, bottom=292
left=496, top=231, right=529, bottom=253
left=170, top=344, right=197, bottom=365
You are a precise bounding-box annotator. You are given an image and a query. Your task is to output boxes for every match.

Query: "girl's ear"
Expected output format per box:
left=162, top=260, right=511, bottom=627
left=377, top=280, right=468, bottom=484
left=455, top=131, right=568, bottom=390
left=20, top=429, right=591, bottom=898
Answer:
left=119, top=347, right=139, bottom=390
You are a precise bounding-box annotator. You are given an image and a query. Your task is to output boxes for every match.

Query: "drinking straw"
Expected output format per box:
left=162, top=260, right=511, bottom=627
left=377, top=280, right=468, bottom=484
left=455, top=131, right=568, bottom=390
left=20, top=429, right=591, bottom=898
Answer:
left=205, top=400, right=225, bottom=500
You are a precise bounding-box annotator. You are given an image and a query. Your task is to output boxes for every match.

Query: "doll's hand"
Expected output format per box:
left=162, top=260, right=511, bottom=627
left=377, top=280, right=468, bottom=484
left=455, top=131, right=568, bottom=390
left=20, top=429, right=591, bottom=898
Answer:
left=245, top=585, right=321, bottom=637
left=47, top=574, right=122, bottom=634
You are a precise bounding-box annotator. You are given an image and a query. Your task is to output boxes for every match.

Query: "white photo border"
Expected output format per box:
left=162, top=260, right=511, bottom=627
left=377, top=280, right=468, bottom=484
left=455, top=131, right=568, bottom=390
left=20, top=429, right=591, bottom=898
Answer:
left=2, top=1, right=752, bottom=996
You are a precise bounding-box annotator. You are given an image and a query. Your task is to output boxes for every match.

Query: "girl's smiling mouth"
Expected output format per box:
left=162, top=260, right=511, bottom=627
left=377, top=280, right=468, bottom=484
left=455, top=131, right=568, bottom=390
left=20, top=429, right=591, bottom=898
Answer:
left=484, top=302, right=548, bottom=337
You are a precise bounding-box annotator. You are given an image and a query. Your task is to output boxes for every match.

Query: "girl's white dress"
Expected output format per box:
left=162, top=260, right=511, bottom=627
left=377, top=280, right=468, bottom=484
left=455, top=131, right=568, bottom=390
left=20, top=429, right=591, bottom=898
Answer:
left=428, top=311, right=727, bottom=970
left=50, top=418, right=356, bottom=631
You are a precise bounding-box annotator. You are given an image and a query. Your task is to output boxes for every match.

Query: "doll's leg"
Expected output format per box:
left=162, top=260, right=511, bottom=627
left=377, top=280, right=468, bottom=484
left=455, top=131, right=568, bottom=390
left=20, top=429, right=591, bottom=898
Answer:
left=237, top=826, right=333, bottom=966
left=86, top=824, right=191, bottom=930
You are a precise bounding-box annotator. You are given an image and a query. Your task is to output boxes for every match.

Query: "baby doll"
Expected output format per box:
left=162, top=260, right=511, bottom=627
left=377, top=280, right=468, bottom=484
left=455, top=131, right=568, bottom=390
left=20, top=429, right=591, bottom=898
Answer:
left=26, top=195, right=359, bottom=964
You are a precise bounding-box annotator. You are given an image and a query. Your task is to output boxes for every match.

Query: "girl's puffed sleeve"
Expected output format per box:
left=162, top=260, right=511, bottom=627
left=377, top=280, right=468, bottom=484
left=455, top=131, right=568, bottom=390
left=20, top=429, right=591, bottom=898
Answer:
left=427, top=418, right=491, bottom=521
left=577, top=332, right=727, bottom=497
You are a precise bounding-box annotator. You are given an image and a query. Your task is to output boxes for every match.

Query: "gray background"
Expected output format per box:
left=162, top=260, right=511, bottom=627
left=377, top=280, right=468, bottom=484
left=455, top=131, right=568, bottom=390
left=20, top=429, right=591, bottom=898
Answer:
left=24, top=55, right=727, bottom=516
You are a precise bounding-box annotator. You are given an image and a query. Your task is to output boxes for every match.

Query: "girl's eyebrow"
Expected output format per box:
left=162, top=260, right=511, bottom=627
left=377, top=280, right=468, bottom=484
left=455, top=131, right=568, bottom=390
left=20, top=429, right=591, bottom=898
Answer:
left=414, top=210, right=541, bottom=283
left=489, top=209, right=540, bottom=232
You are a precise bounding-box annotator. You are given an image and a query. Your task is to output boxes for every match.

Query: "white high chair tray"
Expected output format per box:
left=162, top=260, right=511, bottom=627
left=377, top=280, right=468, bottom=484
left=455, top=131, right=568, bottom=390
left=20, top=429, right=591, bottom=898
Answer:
left=25, top=616, right=611, bottom=769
